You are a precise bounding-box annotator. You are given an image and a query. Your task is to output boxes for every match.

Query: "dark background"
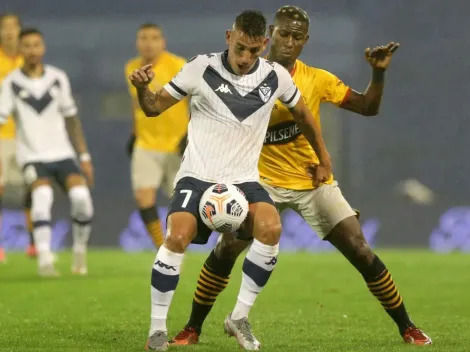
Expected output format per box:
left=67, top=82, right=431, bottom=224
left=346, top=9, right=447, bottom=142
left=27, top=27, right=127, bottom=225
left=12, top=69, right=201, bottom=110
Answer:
left=2, top=0, right=468, bottom=250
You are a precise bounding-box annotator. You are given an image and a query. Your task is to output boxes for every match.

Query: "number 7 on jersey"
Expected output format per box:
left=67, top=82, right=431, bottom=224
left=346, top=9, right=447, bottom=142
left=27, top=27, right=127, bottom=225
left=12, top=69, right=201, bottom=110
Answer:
left=180, top=189, right=192, bottom=208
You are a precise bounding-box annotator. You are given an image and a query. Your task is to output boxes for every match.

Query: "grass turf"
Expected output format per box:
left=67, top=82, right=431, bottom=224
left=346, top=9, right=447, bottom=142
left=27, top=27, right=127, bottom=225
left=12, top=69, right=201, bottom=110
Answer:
left=0, top=250, right=469, bottom=351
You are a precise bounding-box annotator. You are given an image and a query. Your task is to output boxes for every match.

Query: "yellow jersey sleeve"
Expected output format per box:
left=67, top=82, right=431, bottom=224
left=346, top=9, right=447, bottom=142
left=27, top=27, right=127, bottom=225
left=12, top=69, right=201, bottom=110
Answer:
left=318, top=69, right=350, bottom=106
left=125, top=60, right=138, bottom=99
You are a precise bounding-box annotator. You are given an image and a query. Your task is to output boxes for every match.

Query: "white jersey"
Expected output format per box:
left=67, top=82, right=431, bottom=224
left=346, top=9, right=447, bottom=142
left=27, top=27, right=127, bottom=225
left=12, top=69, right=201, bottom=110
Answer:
left=0, top=65, right=77, bottom=166
left=164, top=51, right=301, bottom=184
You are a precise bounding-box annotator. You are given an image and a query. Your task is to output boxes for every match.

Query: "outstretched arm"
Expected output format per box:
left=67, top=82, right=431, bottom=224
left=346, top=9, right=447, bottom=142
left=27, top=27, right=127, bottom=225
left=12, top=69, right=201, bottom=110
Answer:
left=340, top=42, right=399, bottom=116
left=128, top=64, right=179, bottom=117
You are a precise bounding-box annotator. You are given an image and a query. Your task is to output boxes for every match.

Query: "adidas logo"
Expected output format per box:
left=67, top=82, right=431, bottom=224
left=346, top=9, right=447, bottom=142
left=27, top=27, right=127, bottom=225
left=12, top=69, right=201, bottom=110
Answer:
left=215, top=84, right=232, bottom=94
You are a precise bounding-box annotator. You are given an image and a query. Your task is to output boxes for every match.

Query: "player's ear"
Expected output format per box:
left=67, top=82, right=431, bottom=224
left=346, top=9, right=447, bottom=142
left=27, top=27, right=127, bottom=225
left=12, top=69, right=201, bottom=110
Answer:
left=268, top=25, right=274, bottom=38
left=304, top=34, right=310, bottom=44
left=262, top=37, right=269, bottom=51
left=225, top=30, right=231, bottom=45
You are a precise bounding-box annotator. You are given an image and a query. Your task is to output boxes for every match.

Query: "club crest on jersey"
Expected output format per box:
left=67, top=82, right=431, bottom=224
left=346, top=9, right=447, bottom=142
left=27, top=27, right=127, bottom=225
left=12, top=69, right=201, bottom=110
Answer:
left=259, top=84, right=272, bottom=103
left=19, top=90, right=30, bottom=99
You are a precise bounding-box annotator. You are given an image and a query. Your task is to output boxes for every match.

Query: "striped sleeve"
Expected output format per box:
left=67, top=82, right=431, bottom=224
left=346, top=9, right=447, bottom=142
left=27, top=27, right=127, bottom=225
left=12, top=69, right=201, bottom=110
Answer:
left=0, top=76, right=14, bottom=124
left=276, top=64, right=301, bottom=109
left=164, top=55, right=202, bottom=101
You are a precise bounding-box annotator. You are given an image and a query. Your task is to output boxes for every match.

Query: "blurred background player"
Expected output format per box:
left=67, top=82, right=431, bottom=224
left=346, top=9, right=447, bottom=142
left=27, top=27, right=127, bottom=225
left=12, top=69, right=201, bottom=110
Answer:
left=0, top=28, right=94, bottom=276
left=125, top=23, right=188, bottom=250
left=170, top=6, right=431, bottom=347
left=0, top=12, right=36, bottom=263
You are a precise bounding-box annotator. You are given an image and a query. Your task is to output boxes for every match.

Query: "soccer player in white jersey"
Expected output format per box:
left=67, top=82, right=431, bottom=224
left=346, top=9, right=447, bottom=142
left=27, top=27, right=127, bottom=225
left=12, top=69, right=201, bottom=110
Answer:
left=0, top=29, right=94, bottom=277
left=129, top=10, right=331, bottom=351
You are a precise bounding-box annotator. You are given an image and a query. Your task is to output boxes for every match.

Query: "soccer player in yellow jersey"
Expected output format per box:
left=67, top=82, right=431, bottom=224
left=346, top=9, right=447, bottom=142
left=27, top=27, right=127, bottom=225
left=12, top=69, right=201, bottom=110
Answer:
left=125, top=23, right=188, bottom=249
left=0, top=13, right=35, bottom=262
left=171, top=6, right=431, bottom=347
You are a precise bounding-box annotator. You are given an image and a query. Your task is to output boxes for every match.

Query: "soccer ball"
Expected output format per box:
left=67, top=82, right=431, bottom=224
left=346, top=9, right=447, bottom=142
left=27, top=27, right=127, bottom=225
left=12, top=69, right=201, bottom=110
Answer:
left=199, top=183, right=249, bottom=232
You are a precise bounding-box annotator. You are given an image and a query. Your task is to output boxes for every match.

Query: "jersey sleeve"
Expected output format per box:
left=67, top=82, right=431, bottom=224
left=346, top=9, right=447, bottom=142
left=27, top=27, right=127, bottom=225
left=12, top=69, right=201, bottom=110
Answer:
left=163, top=55, right=203, bottom=101
left=0, top=77, right=14, bottom=125
left=275, top=64, right=301, bottom=109
left=319, top=69, right=350, bottom=105
left=58, top=72, right=78, bottom=117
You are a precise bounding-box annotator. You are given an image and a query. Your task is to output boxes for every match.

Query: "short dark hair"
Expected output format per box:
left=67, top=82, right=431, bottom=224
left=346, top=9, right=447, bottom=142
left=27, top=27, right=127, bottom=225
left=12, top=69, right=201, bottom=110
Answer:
left=138, top=23, right=161, bottom=31
left=19, top=28, right=42, bottom=40
left=274, top=6, right=310, bottom=27
left=234, top=10, right=267, bottom=38
left=0, top=12, right=22, bottom=28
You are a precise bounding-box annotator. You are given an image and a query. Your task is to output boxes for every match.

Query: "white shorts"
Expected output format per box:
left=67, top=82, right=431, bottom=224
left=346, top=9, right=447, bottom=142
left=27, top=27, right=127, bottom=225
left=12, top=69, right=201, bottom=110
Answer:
left=131, top=147, right=181, bottom=196
left=0, top=139, right=24, bottom=186
left=261, top=181, right=357, bottom=239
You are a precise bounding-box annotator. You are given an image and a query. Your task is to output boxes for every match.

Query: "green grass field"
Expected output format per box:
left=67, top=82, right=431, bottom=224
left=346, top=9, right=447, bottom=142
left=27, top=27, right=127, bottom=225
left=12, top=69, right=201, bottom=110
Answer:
left=1, top=250, right=469, bottom=352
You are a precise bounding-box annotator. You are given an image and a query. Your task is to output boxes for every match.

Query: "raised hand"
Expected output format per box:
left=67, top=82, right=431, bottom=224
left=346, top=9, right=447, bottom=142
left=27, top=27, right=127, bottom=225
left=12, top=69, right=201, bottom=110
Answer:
left=128, top=64, right=155, bottom=89
left=365, top=42, right=400, bottom=70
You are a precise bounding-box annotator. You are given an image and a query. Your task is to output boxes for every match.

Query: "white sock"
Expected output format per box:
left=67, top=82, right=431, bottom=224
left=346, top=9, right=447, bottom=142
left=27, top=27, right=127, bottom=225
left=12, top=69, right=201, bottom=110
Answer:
left=149, top=246, right=184, bottom=335
left=34, top=226, right=52, bottom=267
left=31, top=185, right=54, bottom=268
left=69, top=186, right=93, bottom=254
left=231, top=239, right=279, bottom=320
left=72, top=223, right=91, bottom=253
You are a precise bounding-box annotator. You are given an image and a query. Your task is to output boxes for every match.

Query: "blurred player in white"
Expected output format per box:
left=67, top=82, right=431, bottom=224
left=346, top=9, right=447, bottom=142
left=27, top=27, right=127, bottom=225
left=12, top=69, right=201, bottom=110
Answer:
left=129, top=10, right=332, bottom=351
left=0, top=29, right=94, bottom=276
left=0, top=12, right=37, bottom=262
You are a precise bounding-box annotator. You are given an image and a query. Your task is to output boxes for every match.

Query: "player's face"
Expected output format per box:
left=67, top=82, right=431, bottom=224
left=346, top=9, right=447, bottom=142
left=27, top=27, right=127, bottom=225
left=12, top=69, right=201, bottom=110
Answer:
left=269, top=19, right=309, bottom=66
left=19, top=34, right=45, bottom=65
left=0, top=16, right=21, bottom=47
left=136, top=27, right=165, bottom=62
left=226, top=29, right=268, bottom=75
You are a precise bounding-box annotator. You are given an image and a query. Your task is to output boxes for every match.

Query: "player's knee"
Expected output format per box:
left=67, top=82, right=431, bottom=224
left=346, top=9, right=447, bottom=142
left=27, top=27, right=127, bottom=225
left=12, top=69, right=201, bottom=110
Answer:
left=165, top=231, right=192, bottom=253
left=351, top=235, right=374, bottom=266
left=255, top=221, right=282, bottom=246
left=31, top=185, right=53, bottom=221
left=68, top=185, right=93, bottom=221
left=214, top=233, right=249, bottom=261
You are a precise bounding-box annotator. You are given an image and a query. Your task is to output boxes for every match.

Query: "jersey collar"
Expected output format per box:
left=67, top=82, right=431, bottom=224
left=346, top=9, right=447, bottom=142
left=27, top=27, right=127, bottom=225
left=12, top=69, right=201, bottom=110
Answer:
left=222, top=50, right=260, bottom=75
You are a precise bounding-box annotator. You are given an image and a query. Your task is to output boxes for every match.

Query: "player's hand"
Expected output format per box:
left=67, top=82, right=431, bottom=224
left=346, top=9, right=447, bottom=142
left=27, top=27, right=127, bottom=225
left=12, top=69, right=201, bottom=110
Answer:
left=126, top=133, right=136, bottom=157
left=129, top=64, right=155, bottom=89
left=81, top=161, right=94, bottom=188
left=306, top=163, right=331, bottom=188
left=365, top=42, right=400, bottom=70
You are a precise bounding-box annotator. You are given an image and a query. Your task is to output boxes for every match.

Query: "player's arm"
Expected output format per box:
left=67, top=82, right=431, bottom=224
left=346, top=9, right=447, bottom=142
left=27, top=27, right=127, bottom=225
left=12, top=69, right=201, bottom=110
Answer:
left=340, top=42, right=399, bottom=116
left=129, top=56, right=200, bottom=117
left=289, top=98, right=331, bottom=176
left=59, top=72, right=94, bottom=186
left=277, top=66, right=332, bottom=184
left=0, top=77, right=14, bottom=128
left=128, top=65, right=178, bottom=117
left=65, top=116, right=90, bottom=158
left=0, top=77, right=15, bottom=163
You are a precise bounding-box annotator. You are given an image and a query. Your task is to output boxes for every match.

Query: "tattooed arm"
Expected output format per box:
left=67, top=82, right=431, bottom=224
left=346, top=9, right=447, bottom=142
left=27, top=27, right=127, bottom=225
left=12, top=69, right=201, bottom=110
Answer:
left=135, top=85, right=179, bottom=117
left=129, top=64, right=179, bottom=117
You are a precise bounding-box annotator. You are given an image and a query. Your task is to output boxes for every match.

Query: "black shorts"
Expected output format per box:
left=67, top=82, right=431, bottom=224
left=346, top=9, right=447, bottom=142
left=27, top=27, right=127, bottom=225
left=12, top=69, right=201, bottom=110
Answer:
left=167, top=176, right=274, bottom=245
left=23, top=158, right=81, bottom=189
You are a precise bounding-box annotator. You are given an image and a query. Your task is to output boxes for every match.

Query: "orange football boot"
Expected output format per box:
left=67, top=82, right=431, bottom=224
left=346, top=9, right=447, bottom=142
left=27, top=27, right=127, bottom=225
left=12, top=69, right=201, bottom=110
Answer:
left=403, top=327, right=432, bottom=345
left=0, top=247, right=5, bottom=263
left=169, top=327, right=200, bottom=345
left=26, top=245, right=38, bottom=258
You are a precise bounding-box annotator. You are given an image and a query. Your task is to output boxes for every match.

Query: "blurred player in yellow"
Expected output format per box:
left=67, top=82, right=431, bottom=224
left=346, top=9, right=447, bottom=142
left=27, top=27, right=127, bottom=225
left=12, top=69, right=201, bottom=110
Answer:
left=125, top=24, right=188, bottom=249
left=0, top=12, right=35, bottom=263
left=170, top=6, right=431, bottom=347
